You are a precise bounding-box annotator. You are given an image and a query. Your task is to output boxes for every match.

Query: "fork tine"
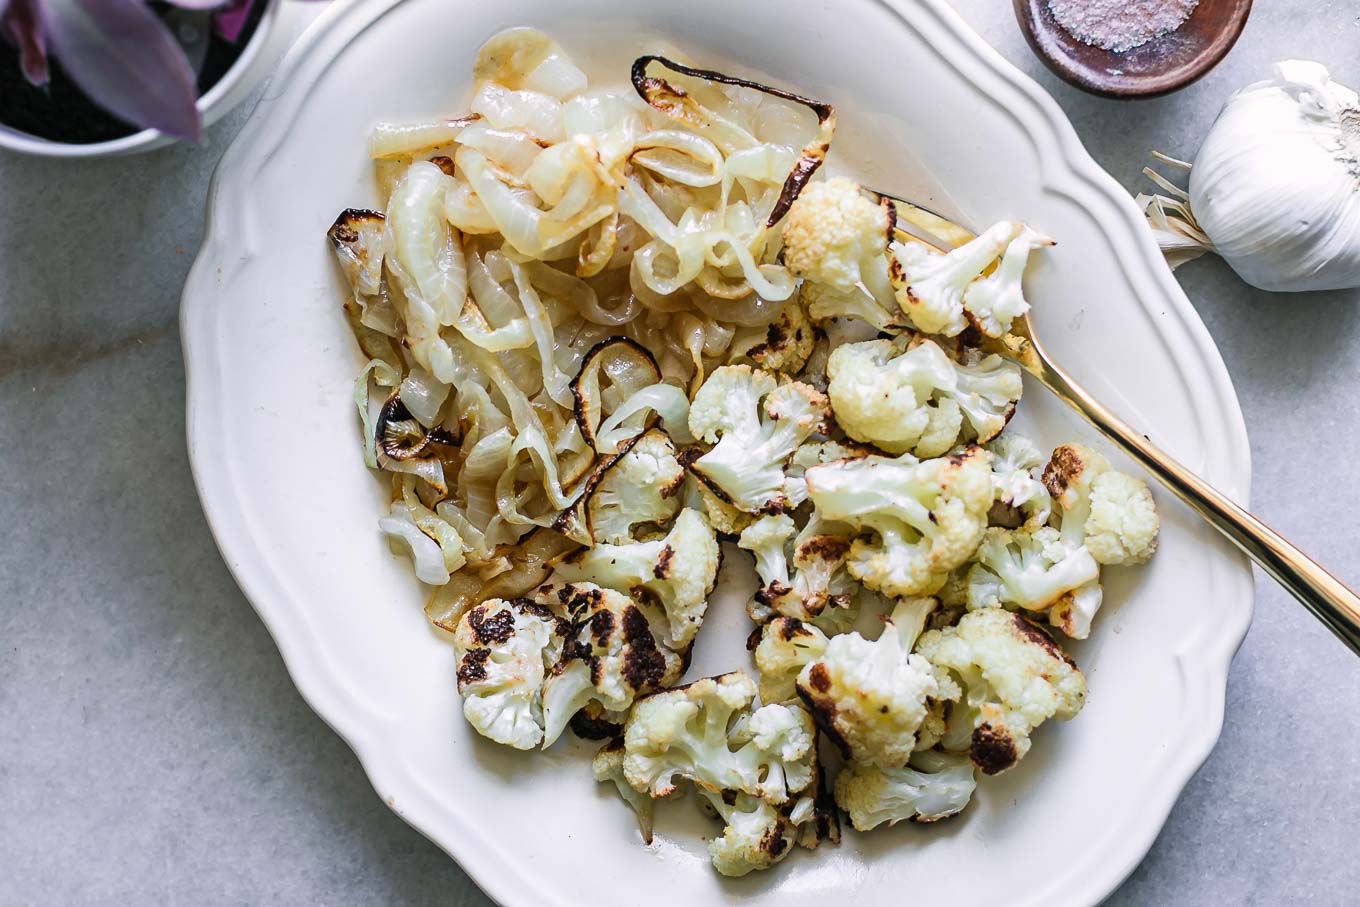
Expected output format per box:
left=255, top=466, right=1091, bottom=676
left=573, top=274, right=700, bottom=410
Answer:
left=863, top=187, right=976, bottom=249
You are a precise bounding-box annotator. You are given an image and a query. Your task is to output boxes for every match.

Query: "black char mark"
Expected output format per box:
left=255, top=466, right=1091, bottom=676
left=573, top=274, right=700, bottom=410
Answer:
left=456, top=648, right=490, bottom=688
left=568, top=708, right=624, bottom=741
left=1010, top=612, right=1078, bottom=669
left=376, top=391, right=459, bottom=461
left=971, top=722, right=1018, bottom=775
left=327, top=208, right=384, bottom=248
left=467, top=604, right=516, bottom=645
left=569, top=336, right=660, bottom=448
left=796, top=663, right=850, bottom=758
left=620, top=605, right=668, bottom=691
left=630, top=55, right=835, bottom=227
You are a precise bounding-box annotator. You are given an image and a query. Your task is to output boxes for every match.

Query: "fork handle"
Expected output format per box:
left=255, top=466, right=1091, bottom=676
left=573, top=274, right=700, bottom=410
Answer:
left=1034, top=357, right=1360, bottom=656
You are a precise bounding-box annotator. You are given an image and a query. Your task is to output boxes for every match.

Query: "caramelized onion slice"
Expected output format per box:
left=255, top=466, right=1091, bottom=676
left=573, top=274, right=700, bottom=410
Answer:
left=423, top=528, right=578, bottom=632
left=368, top=114, right=479, bottom=159
left=570, top=336, right=662, bottom=449
left=630, top=55, right=835, bottom=226
left=328, top=209, right=386, bottom=297
left=375, top=391, right=460, bottom=461
left=551, top=433, right=639, bottom=545
left=594, top=383, right=693, bottom=453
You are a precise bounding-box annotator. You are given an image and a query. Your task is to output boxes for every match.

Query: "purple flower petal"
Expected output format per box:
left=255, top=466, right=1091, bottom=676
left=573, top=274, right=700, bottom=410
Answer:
left=3, top=0, right=50, bottom=86
left=163, top=0, right=233, bottom=8
left=212, top=0, right=252, bottom=43
left=43, top=0, right=202, bottom=140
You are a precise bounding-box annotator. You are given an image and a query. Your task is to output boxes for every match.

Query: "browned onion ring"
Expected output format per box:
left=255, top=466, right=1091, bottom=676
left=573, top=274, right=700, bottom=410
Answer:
left=630, top=54, right=835, bottom=227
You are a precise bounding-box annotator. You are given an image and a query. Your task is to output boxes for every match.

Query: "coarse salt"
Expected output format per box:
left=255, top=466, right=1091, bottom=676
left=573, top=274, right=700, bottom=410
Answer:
left=1047, top=0, right=1200, bottom=53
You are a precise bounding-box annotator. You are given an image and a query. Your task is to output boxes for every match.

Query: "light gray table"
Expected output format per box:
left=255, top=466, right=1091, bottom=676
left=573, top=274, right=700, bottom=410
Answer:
left=3, top=3, right=1357, bottom=904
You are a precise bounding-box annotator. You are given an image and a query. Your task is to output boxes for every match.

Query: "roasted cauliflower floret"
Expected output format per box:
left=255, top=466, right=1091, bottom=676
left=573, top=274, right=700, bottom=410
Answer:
left=1043, top=443, right=1159, bottom=566
left=752, top=617, right=831, bottom=704
left=826, top=338, right=1022, bottom=456
left=827, top=340, right=959, bottom=457
left=984, top=434, right=1052, bottom=529
left=805, top=446, right=993, bottom=597
left=691, top=753, right=838, bottom=877
left=687, top=365, right=831, bottom=513
left=1086, top=472, right=1160, bottom=565
left=697, top=788, right=800, bottom=877
left=890, top=221, right=1022, bottom=336
left=960, top=226, right=1052, bottom=337
left=802, top=279, right=905, bottom=333
left=586, top=429, right=684, bottom=544
left=738, top=514, right=856, bottom=623
left=795, top=597, right=940, bottom=769
left=781, top=177, right=891, bottom=292
left=1035, top=443, right=1159, bottom=637
left=965, top=527, right=1100, bottom=617
left=452, top=598, right=568, bottom=750
left=740, top=513, right=799, bottom=589
left=680, top=473, right=756, bottom=537
left=834, top=749, right=978, bottom=830
left=554, top=507, right=720, bottom=648
left=540, top=584, right=683, bottom=747
left=622, top=672, right=816, bottom=805
left=730, top=297, right=816, bottom=375
left=1045, top=579, right=1105, bottom=642
left=916, top=608, right=1086, bottom=775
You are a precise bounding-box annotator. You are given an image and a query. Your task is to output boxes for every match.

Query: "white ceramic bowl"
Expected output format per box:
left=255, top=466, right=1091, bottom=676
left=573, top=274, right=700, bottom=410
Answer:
left=0, top=0, right=293, bottom=158
left=181, top=1, right=1254, bottom=904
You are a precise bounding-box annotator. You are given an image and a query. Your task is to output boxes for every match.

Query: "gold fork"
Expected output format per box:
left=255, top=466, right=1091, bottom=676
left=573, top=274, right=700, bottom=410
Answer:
left=872, top=189, right=1360, bottom=655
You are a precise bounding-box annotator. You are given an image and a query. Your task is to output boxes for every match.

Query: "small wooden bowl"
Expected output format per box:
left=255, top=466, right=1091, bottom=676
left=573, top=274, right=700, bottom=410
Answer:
left=1014, top=0, right=1252, bottom=98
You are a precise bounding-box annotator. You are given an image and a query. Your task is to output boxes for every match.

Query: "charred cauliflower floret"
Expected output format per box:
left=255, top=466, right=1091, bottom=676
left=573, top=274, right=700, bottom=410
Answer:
left=690, top=477, right=757, bottom=536
left=1035, top=443, right=1160, bottom=637
left=1043, top=443, right=1159, bottom=566
left=586, top=429, right=684, bottom=545
left=695, top=753, right=838, bottom=878
left=540, top=584, right=684, bottom=747
left=834, top=749, right=978, bottom=830
left=752, top=617, right=831, bottom=704
left=795, top=597, right=940, bottom=769
left=622, top=672, right=816, bottom=805
left=890, top=221, right=1022, bottom=337
left=801, top=279, right=905, bottom=333
left=781, top=177, right=892, bottom=293
left=697, top=788, right=801, bottom=877
left=738, top=514, right=856, bottom=623
left=916, top=608, right=1086, bottom=775
left=827, top=338, right=1022, bottom=456
left=959, top=226, right=1052, bottom=337
left=965, top=527, right=1101, bottom=619
left=984, top=434, right=1052, bottom=529
left=687, top=365, right=831, bottom=514
left=805, top=446, right=993, bottom=597
left=730, top=297, right=816, bottom=375
left=554, top=507, right=720, bottom=648
left=452, top=598, right=568, bottom=750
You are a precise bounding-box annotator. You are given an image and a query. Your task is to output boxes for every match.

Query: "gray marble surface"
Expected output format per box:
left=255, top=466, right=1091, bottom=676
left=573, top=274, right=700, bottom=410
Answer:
left=3, top=3, right=1358, bottom=904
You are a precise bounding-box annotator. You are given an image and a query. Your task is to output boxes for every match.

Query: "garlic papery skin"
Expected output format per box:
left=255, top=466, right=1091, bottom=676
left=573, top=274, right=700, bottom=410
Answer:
left=1139, top=61, right=1360, bottom=293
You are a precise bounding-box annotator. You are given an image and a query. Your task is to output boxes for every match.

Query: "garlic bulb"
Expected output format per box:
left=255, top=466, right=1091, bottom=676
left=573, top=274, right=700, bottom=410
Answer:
left=1139, top=61, right=1360, bottom=293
